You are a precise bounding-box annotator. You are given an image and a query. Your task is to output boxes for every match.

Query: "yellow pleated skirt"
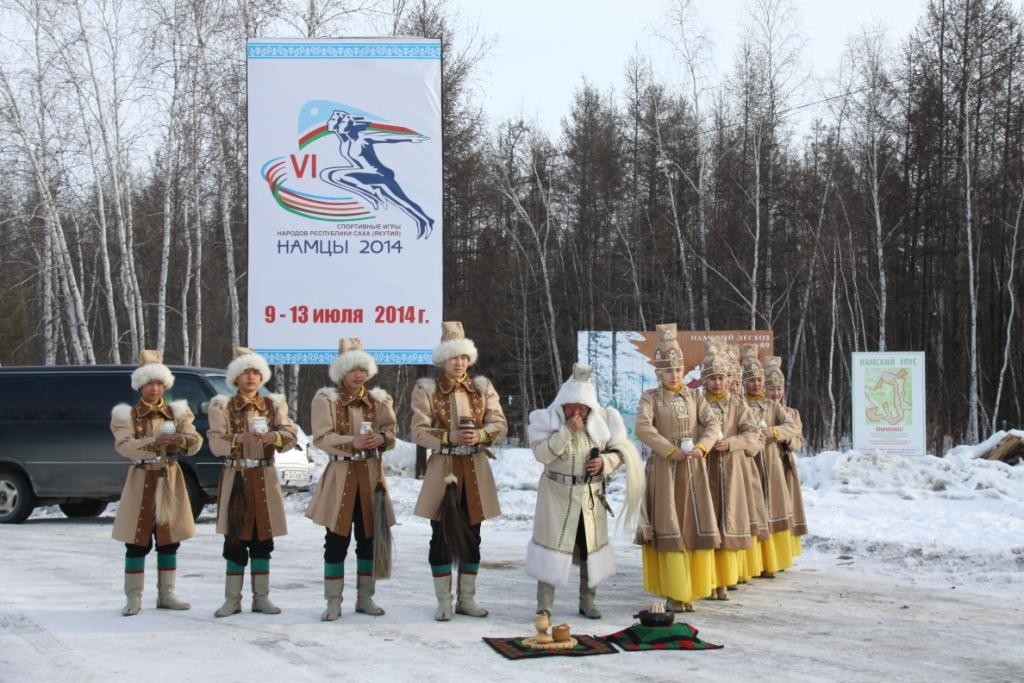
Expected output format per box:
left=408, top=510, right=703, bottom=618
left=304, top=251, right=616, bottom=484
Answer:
left=761, top=530, right=794, bottom=573
left=690, top=549, right=716, bottom=599
left=791, top=534, right=803, bottom=557
left=642, top=545, right=694, bottom=603
left=743, top=539, right=764, bottom=580
left=714, top=548, right=743, bottom=588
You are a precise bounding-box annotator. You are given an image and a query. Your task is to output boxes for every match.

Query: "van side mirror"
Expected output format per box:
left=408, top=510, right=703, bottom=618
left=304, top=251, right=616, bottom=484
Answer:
left=199, top=401, right=210, bottom=415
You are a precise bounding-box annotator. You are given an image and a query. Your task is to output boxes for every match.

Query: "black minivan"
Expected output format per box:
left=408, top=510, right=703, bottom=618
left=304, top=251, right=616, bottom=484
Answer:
left=0, top=365, right=310, bottom=523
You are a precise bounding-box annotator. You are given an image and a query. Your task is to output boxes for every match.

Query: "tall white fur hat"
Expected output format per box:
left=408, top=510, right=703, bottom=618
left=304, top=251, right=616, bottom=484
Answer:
left=226, top=346, right=272, bottom=388
left=329, top=337, right=378, bottom=384
left=130, top=349, right=175, bottom=391
left=550, top=363, right=601, bottom=412
left=431, top=321, right=478, bottom=367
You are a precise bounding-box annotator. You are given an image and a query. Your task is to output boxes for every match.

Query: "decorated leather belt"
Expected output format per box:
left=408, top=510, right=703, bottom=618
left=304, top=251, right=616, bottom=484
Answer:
left=226, top=457, right=275, bottom=469
left=439, top=445, right=480, bottom=457
left=132, top=458, right=169, bottom=470
left=546, top=470, right=601, bottom=486
left=328, top=451, right=378, bottom=462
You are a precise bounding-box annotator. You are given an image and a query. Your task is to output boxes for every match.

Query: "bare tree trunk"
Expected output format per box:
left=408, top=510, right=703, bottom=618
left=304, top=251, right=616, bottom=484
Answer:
left=71, top=0, right=144, bottom=351
left=963, top=107, right=979, bottom=442
left=827, top=246, right=839, bottom=445
left=991, top=190, right=1022, bottom=432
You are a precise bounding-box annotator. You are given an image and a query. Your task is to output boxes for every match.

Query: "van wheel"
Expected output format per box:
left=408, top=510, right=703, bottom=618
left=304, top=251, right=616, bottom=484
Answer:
left=184, top=471, right=204, bottom=521
left=0, top=471, right=35, bottom=524
left=59, top=500, right=108, bottom=518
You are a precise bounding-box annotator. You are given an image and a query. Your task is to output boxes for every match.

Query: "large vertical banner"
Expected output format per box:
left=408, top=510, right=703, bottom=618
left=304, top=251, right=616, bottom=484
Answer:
left=851, top=352, right=926, bottom=455
left=247, top=39, right=442, bottom=364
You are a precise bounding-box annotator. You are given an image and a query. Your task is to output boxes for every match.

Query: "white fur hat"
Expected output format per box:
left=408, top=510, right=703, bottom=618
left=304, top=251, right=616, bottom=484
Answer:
left=549, top=363, right=601, bottom=412
left=130, top=349, right=175, bottom=390
left=431, top=321, right=478, bottom=367
left=329, top=337, right=378, bottom=384
left=226, top=346, right=272, bottom=388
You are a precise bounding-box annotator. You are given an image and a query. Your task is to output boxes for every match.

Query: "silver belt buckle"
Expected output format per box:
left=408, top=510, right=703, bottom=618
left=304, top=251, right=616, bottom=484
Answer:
left=350, top=452, right=366, bottom=461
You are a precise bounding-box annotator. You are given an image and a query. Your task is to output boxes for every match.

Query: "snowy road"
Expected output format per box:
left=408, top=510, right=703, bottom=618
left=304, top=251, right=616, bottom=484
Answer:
left=2, top=509, right=1021, bottom=682
left=3, top=443, right=1023, bottom=682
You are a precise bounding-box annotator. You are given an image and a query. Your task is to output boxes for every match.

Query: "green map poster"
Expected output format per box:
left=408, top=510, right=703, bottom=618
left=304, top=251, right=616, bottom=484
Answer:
left=852, top=352, right=926, bottom=454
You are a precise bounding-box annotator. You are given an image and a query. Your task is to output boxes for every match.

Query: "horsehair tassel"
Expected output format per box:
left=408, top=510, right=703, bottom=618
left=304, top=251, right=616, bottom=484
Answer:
left=372, top=481, right=394, bottom=579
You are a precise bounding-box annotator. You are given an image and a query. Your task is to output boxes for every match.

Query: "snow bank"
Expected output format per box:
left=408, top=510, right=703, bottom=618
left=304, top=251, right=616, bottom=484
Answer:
left=796, top=439, right=1024, bottom=588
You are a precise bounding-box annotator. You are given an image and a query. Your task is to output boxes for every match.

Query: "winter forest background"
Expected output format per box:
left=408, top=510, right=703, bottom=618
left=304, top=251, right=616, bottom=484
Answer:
left=1, top=0, right=1021, bottom=453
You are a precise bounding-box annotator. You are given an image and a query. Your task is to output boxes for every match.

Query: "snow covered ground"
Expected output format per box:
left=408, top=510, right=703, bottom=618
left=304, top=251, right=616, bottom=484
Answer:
left=3, top=436, right=1023, bottom=682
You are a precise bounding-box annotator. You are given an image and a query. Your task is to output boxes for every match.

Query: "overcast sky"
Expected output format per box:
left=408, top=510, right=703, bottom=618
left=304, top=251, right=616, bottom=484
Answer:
left=448, top=0, right=924, bottom=136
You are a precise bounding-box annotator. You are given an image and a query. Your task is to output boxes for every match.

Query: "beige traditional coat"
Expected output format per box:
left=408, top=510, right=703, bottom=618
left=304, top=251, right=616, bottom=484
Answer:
left=782, top=406, right=808, bottom=536
left=635, top=387, right=722, bottom=552
left=411, top=374, right=507, bottom=524
left=704, top=393, right=762, bottom=551
left=207, top=393, right=297, bottom=540
left=306, top=385, right=397, bottom=536
left=110, top=400, right=202, bottom=545
left=743, top=396, right=799, bottom=533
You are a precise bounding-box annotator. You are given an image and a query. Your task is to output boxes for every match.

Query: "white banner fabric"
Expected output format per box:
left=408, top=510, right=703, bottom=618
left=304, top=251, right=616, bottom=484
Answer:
left=247, top=39, right=442, bottom=364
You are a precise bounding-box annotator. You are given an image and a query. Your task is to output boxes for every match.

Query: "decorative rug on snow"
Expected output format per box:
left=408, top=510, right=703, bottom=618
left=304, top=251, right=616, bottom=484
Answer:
left=482, top=635, right=618, bottom=660
left=599, top=623, right=723, bottom=651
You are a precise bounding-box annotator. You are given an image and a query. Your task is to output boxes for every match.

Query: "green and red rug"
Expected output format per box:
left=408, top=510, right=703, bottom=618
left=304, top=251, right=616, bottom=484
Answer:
left=599, top=623, right=723, bottom=651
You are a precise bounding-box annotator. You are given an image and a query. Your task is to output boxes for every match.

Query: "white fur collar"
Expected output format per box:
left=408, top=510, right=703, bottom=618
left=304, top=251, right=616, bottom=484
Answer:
left=416, top=377, right=437, bottom=393
left=167, top=399, right=190, bottom=418
left=316, top=386, right=339, bottom=402
left=111, top=403, right=133, bottom=422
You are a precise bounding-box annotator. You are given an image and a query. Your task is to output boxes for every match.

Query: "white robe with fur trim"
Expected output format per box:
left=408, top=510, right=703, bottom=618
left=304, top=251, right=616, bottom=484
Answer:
left=525, top=405, right=631, bottom=589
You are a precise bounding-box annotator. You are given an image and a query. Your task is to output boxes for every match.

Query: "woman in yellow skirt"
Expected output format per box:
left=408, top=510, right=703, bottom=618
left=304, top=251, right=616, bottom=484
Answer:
left=700, top=340, right=764, bottom=600
left=764, top=357, right=808, bottom=558
left=739, top=346, right=801, bottom=577
left=634, top=324, right=722, bottom=611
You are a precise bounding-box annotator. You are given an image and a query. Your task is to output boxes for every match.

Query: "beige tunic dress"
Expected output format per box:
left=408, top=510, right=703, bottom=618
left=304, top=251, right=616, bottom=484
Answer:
left=704, top=394, right=762, bottom=550
left=306, top=386, right=397, bottom=536
left=207, top=393, right=298, bottom=540
left=743, top=396, right=799, bottom=533
left=634, top=387, right=722, bottom=552
left=782, top=406, right=808, bottom=536
left=110, top=400, right=202, bottom=545
left=411, top=374, right=507, bottom=524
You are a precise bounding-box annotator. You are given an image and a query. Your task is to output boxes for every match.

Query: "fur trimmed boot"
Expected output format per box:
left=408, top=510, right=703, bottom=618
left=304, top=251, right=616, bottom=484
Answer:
left=122, top=571, right=144, bottom=616
left=578, top=564, right=601, bottom=619
left=455, top=571, right=488, bottom=617
left=156, top=568, right=191, bottom=610
left=251, top=572, right=281, bottom=614
left=536, top=581, right=555, bottom=616
left=322, top=577, right=343, bottom=621
left=214, top=570, right=243, bottom=618
left=355, top=576, right=384, bottom=616
left=433, top=574, right=454, bottom=621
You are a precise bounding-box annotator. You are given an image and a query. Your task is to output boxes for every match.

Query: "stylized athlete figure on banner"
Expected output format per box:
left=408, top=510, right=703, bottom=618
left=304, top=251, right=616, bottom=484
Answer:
left=321, top=110, right=435, bottom=239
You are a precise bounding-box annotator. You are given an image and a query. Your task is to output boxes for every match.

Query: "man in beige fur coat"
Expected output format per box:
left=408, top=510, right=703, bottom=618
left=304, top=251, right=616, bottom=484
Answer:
left=411, top=321, right=507, bottom=621
left=306, top=338, right=397, bottom=621
left=110, top=350, right=203, bottom=616
left=526, top=363, right=643, bottom=619
left=207, top=347, right=298, bottom=617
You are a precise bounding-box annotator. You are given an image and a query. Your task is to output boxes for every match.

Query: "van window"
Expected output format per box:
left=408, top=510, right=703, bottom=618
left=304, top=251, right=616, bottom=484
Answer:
left=165, top=375, right=211, bottom=414
left=0, top=374, right=135, bottom=421
left=206, top=375, right=233, bottom=397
